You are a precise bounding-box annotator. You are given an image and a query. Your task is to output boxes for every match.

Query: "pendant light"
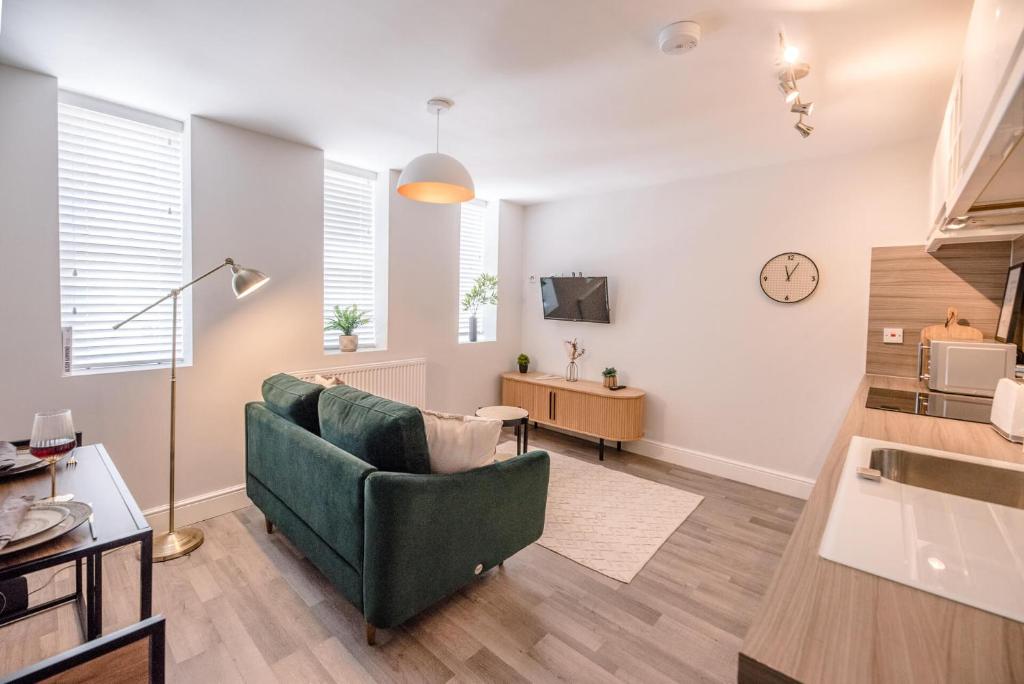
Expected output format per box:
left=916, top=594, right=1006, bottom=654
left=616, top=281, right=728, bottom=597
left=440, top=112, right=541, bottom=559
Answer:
left=397, top=98, right=475, bottom=204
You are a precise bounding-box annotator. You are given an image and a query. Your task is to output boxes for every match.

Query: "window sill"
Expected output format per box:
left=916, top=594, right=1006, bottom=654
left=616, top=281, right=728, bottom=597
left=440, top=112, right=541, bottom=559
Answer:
left=63, top=360, right=193, bottom=378
left=323, top=346, right=387, bottom=356
left=458, top=338, right=496, bottom=345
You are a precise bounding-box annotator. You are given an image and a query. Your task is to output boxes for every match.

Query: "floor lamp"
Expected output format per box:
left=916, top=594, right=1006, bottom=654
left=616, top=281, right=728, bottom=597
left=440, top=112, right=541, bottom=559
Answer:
left=113, top=257, right=269, bottom=562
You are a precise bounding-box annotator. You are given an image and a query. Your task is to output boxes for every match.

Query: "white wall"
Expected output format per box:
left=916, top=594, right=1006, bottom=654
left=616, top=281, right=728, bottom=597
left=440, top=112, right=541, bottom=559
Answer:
left=0, top=64, right=523, bottom=522
left=520, top=140, right=931, bottom=496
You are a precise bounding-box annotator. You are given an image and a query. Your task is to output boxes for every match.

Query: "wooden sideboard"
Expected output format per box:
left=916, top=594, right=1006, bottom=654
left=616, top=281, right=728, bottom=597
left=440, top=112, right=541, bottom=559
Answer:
left=500, top=372, right=645, bottom=459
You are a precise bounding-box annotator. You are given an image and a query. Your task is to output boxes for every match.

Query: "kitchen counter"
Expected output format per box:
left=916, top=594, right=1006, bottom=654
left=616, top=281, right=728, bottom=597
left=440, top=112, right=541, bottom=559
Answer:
left=740, top=375, right=1024, bottom=683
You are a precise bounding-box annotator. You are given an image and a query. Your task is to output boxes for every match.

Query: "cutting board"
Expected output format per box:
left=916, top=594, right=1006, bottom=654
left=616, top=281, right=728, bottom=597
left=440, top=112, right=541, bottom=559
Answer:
left=920, top=307, right=983, bottom=344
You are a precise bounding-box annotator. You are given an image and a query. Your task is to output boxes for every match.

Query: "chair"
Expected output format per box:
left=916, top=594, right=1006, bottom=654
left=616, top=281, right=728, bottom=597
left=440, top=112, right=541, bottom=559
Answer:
left=5, top=615, right=165, bottom=683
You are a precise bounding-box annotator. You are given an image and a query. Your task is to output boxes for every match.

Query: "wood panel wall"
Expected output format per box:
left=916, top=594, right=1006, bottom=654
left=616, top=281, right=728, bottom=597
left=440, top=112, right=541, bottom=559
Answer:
left=866, top=242, right=1011, bottom=377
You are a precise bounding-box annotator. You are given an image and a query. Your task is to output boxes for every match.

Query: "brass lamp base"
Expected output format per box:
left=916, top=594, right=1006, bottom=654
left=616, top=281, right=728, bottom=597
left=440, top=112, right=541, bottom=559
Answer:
left=153, top=527, right=204, bottom=562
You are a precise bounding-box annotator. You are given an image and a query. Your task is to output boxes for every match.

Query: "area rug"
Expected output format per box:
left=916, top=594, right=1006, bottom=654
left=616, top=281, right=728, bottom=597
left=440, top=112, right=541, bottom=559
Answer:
left=496, top=442, right=703, bottom=583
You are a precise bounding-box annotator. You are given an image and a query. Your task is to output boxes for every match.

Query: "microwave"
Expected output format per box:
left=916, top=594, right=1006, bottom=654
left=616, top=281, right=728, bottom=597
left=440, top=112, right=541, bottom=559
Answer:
left=919, top=340, right=1016, bottom=397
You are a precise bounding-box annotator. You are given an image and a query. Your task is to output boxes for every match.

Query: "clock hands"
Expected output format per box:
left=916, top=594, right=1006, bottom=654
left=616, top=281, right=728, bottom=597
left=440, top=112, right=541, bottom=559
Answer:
left=785, top=262, right=800, bottom=281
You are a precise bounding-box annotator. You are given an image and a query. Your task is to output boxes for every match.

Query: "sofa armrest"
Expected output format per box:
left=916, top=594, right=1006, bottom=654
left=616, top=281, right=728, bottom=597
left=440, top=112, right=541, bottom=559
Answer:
left=246, top=402, right=375, bottom=568
left=362, top=450, right=550, bottom=628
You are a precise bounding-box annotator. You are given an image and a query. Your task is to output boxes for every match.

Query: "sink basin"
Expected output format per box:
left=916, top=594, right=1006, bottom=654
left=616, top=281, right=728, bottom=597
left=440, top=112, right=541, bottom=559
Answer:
left=821, top=436, right=1024, bottom=622
left=865, top=448, right=1024, bottom=510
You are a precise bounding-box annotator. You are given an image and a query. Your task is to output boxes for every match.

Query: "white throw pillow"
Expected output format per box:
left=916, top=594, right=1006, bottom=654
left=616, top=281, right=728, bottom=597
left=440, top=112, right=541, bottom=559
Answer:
left=421, top=409, right=502, bottom=474
left=310, top=374, right=340, bottom=387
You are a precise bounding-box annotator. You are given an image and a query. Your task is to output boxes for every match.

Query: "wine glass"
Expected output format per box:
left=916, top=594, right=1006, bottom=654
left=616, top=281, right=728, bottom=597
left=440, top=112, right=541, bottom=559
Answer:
left=29, top=409, right=76, bottom=502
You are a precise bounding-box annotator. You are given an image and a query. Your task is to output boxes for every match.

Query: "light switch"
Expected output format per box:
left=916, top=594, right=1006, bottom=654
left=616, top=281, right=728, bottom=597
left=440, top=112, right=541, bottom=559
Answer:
left=883, top=327, right=904, bottom=344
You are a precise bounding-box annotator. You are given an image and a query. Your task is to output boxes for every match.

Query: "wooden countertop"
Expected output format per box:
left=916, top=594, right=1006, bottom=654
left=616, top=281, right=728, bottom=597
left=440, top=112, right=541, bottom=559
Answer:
left=502, top=371, right=646, bottom=399
left=740, top=375, right=1024, bottom=684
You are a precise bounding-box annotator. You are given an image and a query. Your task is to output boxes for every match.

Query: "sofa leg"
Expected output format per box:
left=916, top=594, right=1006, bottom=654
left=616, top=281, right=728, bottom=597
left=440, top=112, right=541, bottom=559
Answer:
left=265, top=518, right=274, bottom=534
left=499, top=561, right=504, bottom=567
left=366, top=623, right=377, bottom=646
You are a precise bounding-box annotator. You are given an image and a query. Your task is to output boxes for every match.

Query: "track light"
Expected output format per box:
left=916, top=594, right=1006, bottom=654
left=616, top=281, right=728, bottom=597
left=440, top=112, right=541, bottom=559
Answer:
left=778, top=80, right=800, bottom=103
left=791, top=100, right=814, bottom=116
left=778, top=31, right=815, bottom=138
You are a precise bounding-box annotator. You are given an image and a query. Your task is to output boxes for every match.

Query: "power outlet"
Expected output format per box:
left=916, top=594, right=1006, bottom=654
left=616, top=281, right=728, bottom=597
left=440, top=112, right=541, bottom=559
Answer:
left=883, top=327, right=904, bottom=344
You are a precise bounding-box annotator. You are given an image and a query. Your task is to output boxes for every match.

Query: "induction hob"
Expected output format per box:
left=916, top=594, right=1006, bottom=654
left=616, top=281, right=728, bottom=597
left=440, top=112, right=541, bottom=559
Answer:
left=865, top=387, right=993, bottom=424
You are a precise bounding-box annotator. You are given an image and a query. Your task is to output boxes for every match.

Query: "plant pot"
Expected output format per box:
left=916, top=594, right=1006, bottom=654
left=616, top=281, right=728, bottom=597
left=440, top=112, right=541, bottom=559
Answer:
left=603, top=375, right=617, bottom=388
left=518, top=364, right=529, bottom=373
left=468, top=315, right=478, bottom=342
left=339, top=334, right=358, bottom=352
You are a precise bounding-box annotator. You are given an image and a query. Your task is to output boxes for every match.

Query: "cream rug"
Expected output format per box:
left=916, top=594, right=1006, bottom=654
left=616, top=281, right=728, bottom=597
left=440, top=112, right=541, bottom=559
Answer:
left=497, top=441, right=703, bottom=583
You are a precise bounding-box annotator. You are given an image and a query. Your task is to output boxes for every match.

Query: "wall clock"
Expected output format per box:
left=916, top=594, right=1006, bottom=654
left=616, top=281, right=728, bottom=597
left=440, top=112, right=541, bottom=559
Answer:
left=760, top=252, right=819, bottom=303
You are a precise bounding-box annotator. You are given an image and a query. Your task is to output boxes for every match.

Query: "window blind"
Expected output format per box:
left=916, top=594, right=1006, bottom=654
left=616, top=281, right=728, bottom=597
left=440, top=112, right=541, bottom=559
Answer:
left=57, top=99, right=185, bottom=373
left=458, top=200, right=488, bottom=339
left=323, top=162, right=377, bottom=349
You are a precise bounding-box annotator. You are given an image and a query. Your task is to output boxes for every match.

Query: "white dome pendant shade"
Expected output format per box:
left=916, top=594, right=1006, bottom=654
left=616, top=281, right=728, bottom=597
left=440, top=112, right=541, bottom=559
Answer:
left=397, top=98, right=475, bottom=204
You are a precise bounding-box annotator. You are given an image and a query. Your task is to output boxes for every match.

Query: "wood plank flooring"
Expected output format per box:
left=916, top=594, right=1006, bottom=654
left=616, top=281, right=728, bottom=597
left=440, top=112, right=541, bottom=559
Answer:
left=0, top=429, right=803, bottom=682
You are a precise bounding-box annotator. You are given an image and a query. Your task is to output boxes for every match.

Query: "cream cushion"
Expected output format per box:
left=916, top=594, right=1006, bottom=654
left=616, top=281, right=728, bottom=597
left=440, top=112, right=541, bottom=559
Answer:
left=421, top=409, right=503, bottom=474
left=310, top=374, right=340, bottom=387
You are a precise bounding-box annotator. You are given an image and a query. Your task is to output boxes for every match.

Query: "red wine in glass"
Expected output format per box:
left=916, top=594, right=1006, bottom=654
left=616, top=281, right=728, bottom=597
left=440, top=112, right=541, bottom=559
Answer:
left=29, top=439, right=76, bottom=459
left=29, top=409, right=76, bottom=501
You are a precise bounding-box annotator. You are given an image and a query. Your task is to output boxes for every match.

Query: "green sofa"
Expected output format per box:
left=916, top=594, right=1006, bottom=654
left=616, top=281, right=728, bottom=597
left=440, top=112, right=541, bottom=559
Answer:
left=245, top=374, right=550, bottom=644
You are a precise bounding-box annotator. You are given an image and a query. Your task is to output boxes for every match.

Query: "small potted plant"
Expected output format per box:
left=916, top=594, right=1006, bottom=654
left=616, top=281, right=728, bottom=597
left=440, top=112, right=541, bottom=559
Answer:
left=602, top=367, right=618, bottom=388
left=461, top=273, right=498, bottom=342
left=517, top=353, right=530, bottom=373
left=325, top=304, right=370, bottom=352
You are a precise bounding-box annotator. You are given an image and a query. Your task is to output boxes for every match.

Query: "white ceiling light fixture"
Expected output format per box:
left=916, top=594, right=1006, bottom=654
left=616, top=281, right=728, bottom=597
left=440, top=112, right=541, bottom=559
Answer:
left=396, top=97, right=475, bottom=204
left=778, top=32, right=815, bottom=138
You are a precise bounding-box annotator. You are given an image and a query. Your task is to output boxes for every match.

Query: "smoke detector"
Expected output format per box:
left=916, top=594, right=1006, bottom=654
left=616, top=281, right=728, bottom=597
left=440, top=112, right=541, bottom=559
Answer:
left=658, top=21, right=702, bottom=55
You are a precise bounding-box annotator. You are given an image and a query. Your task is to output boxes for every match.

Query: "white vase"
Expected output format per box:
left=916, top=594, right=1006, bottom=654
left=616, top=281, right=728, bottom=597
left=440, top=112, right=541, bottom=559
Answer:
left=339, top=335, right=358, bottom=352
left=468, top=315, right=478, bottom=342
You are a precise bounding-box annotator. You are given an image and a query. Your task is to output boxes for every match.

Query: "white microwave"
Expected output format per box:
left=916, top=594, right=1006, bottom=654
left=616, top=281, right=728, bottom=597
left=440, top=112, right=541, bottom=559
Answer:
left=919, top=340, right=1016, bottom=397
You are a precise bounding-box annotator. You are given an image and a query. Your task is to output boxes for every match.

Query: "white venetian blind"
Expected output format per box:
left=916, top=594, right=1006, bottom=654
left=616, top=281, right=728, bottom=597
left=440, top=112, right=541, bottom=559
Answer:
left=58, top=98, right=186, bottom=374
left=323, top=162, right=377, bottom=349
left=458, top=200, right=488, bottom=340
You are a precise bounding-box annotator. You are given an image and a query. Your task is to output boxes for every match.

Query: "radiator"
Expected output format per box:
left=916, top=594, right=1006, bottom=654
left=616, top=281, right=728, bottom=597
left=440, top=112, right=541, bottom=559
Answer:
left=289, top=358, right=426, bottom=408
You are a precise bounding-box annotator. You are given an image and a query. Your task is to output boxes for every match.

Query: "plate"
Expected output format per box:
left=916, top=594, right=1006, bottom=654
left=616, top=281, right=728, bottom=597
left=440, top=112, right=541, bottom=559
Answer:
left=11, top=503, right=71, bottom=543
left=0, top=451, right=68, bottom=478
left=0, top=501, right=92, bottom=557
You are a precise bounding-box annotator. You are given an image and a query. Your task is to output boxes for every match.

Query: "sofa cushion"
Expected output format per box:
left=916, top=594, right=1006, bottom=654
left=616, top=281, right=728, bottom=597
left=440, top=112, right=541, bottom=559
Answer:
left=318, top=385, right=431, bottom=474
left=421, top=409, right=502, bottom=474
left=262, top=373, right=324, bottom=434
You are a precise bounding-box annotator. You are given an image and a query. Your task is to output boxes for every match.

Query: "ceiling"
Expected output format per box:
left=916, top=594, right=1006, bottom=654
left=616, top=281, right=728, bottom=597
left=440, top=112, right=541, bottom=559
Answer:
left=0, top=0, right=971, bottom=203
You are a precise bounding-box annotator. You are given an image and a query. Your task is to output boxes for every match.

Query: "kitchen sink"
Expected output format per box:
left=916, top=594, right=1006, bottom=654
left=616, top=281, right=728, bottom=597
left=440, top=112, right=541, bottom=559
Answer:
left=820, top=436, right=1024, bottom=622
left=863, top=448, right=1024, bottom=510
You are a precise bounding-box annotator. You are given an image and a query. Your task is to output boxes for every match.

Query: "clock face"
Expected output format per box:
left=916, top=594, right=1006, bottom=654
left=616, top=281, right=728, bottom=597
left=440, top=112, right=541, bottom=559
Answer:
left=760, top=252, right=819, bottom=303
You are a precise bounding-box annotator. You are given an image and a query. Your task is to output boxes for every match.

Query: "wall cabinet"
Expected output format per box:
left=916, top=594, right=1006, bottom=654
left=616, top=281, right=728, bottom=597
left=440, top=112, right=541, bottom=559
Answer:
left=501, top=372, right=645, bottom=458
left=926, top=0, right=1024, bottom=251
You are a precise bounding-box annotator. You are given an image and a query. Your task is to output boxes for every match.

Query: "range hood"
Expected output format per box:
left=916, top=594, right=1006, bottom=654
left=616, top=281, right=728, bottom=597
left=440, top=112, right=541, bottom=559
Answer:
left=942, top=80, right=1024, bottom=235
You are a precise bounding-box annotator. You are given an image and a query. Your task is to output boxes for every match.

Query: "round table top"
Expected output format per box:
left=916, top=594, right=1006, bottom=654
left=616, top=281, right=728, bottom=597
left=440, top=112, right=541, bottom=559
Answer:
left=475, top=405, right=528, bottom=421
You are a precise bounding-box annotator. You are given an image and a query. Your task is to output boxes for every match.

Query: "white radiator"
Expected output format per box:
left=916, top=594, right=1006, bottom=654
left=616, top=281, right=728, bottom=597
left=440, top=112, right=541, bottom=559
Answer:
left=289, top=358, right=426, bottom=408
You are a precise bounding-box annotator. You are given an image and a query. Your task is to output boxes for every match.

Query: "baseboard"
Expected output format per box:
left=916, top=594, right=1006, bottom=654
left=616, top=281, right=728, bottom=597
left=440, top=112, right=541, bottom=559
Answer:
left=628, top=438, right=814, bottom=500
left=143, top=483, right=251, bottom=534
left=531, top=424, right=814, bottom=499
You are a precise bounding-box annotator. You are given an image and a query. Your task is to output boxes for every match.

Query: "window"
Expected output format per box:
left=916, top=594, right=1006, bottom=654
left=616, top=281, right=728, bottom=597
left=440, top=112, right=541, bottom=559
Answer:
left=458, top=200, right=498, bottom=342
left=323, top=161, right=381, bottom=350
left=58, top=94, right=186, bottom=374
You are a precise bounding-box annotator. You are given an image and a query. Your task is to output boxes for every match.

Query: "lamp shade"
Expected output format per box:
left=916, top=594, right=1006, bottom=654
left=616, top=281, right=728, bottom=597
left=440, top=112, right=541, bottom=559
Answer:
left=396, top=152, right=475, bottom=204
left=231, top=265, right=270, bottom=298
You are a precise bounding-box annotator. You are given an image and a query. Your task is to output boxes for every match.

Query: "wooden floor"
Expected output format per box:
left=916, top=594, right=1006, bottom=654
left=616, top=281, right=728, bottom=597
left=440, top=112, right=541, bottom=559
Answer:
left=0, top=429, right=803, bottom=683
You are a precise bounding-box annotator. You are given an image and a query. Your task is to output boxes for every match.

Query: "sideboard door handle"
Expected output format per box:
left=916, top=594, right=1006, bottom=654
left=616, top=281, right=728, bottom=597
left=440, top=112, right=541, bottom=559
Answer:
left=552, top=392, right=556, bottom=421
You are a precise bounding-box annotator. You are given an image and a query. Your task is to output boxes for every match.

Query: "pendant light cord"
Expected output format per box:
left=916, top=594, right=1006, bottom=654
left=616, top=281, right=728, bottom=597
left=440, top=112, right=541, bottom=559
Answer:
left=435, top=109, right=440, bottom=153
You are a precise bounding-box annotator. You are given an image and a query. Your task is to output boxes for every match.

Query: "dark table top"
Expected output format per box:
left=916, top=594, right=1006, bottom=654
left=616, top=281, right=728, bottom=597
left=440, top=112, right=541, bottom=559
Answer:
left=0, top=444, right=149, bottom=572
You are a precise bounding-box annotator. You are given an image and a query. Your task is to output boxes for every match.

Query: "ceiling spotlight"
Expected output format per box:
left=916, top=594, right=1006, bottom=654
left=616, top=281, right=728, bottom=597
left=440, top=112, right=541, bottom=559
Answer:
left=791, top=101, right=814, bottom=116
left=779, top=80, right=800, bottom=103
left=795, top=119, right=814, bottom=138
left=783, top=45, right=800, bottom=64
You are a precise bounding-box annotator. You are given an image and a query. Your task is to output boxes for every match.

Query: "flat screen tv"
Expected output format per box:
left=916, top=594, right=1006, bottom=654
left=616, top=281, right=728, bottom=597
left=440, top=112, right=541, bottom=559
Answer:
left=540, top=276, right=610, bottom=323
